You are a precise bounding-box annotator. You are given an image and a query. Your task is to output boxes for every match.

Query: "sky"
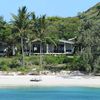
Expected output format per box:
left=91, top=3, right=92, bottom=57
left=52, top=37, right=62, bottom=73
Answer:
left=0, top=0, right=99, bottom=22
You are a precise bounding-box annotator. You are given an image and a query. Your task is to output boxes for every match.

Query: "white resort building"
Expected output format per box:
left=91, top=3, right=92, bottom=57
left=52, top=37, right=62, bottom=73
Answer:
left=0, top=38, right=75, bottom=56
left=30, top=39, right=75, bottom=55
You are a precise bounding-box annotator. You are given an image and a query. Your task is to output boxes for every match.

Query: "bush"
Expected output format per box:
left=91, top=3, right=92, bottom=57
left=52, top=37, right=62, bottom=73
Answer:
left=44, top=55, right=82, bottom=71
left=93, top=57, right=100, bottom=74
left=44, top=55, right=66, bottom=65
left=64, top=56, right=80, bottom=70
left=16, top=66, right=31, bottom=74
left=77, top=55, right=92, bottom=73
left=1, top=65, right=10, bottom=71
left=10, top=58, right=20, bottom=68
left=0, top=61, right=10, bottom=71
left=25, top=56, right=40, bottom=65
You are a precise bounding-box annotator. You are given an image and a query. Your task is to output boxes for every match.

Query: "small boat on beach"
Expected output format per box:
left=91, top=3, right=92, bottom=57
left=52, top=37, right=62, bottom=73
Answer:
left=30, top=76, right=42, bottom=82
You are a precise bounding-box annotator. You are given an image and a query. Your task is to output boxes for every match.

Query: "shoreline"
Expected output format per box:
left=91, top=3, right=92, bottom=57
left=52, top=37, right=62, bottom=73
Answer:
left=0, top=75, right=100, bottom=88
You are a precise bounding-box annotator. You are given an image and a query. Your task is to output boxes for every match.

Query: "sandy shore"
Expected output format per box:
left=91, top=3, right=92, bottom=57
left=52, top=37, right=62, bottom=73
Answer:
left=0, top=75, right=100, bottom=88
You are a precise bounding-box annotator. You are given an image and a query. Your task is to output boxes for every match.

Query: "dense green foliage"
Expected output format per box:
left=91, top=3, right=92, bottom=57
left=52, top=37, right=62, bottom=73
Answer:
left=46, top=17, right=80, bottom=40
left=76, top=3, right=100, bottom=74
left=0, top=3, right=99, bottom=74
left=0, top=55, right=79, bottom=73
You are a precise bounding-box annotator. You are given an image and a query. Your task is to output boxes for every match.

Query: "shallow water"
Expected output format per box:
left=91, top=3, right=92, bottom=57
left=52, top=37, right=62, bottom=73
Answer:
left=0, top=87, right=100, bottom=100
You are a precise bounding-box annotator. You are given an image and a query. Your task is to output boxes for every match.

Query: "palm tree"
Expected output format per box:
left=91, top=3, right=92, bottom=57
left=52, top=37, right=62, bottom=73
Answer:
left=27, top=12, right=36, bottom=56
left=11, top=6, right=30, bottom=66
left=32, top=15, right=46, bottom=68
left=34, top=15, right=56, bottom=68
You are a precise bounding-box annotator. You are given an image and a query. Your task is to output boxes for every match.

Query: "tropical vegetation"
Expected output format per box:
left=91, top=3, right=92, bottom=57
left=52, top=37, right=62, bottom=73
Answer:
left=0, top=3, right=100, bottom=74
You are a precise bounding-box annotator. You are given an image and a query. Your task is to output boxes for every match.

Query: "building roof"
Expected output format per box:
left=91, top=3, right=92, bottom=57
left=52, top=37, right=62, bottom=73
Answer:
left=32, top=39, right=74, bottom=44
left=59, top=39, right=74, bottom=44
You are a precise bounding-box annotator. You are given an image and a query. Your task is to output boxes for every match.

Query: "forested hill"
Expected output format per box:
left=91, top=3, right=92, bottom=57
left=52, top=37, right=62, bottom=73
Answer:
left=76, top=2, right=100, bottom=73
left=0, top=2, right=99, bottom=44
left=46, top=2, right=100, bottom=40
left=46, top=17, right=80, bottom=40
left=79, top=2, right=100, bottom=22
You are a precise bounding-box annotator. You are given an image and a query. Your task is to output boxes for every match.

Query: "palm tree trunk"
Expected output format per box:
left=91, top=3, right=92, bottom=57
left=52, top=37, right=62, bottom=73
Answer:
left=40, top=42, right=42, bottom=68
left=21, top=36, right=24, bottom=66
left=12, top=44, right=15, bottom=56
left=29, top=42, right=32, bottom=56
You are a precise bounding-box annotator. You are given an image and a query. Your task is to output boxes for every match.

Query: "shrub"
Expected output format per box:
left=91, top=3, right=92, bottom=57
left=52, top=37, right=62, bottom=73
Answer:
left=93, top=57, right=100, bottom=74
left=25, top=56, right=40, bottom=65
left=16, top=66, right=31, bottom=74
left=1, top=65, right=10, bottom=71
left=44, top=55, right=66, bottom=65
left=10, top=58, right=20, bottom=68
left=0, top=61, right=10, bottom=71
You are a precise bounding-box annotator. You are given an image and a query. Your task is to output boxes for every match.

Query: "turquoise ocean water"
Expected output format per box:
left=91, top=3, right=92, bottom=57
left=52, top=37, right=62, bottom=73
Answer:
left=0, top=87, right=100, bottom=100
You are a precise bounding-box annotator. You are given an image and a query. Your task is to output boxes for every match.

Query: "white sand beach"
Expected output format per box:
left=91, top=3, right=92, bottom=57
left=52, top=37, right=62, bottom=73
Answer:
left=0, top=75, right=100, bottom=88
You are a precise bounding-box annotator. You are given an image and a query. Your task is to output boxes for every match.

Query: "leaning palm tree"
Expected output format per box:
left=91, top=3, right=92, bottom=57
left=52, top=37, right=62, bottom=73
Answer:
left=11, top=6, right=30, bottom=66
